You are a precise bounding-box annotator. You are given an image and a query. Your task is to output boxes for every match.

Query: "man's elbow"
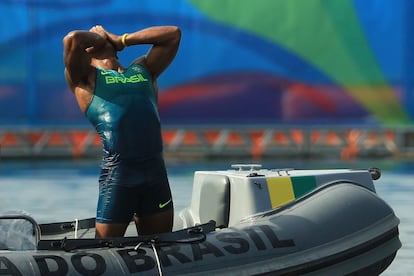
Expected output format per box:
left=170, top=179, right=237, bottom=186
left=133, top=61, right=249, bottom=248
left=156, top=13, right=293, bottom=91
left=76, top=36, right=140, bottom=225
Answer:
left=170, top=27, right=181, bottom=45
left=173, top=26, right=181, bottom=41
left=62, top=31, right=84, bottom=48
left=62, top=31, right=76, bottom=47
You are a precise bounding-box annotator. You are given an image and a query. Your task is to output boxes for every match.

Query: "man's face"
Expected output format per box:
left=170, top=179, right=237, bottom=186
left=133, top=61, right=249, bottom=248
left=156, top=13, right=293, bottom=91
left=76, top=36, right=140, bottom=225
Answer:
left=88, top=41, right=117, bottom=60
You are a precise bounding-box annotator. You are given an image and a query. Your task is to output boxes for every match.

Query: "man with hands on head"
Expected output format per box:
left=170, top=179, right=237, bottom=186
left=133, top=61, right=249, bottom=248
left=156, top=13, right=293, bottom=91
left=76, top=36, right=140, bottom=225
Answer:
left=62, top=25, right=181, bottom=238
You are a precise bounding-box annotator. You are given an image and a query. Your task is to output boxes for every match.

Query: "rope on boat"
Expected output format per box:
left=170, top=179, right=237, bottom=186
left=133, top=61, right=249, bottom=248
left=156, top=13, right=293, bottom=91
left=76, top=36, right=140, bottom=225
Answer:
left=134, top=240, right=163, bottom=276
left=151, top=241, right=163, bottom=276
left=74, top=219, right=79, bottom=239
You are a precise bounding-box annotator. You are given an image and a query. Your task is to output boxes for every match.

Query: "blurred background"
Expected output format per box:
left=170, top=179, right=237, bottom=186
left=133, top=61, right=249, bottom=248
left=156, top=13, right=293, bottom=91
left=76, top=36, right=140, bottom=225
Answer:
left=0, top=1, right=413, bottom=274
left=1, top=0, right=414, bottom=160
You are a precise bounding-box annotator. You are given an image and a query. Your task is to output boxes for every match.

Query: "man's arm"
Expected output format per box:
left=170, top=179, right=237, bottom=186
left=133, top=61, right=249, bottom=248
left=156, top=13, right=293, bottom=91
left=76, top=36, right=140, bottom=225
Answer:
left=106, top=26, right=181, bottom=79
left=62, top=30, right=106, bottom=90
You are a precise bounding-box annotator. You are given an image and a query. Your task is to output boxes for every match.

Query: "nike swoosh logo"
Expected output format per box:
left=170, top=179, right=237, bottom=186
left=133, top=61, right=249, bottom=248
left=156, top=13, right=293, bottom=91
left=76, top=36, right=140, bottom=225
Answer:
left=159, top=198, right=172, bottom=209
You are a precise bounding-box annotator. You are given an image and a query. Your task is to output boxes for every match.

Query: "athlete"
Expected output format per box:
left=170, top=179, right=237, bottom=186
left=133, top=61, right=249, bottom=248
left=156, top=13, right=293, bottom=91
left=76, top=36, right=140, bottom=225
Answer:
left=63, top=25, right=181, bottom=237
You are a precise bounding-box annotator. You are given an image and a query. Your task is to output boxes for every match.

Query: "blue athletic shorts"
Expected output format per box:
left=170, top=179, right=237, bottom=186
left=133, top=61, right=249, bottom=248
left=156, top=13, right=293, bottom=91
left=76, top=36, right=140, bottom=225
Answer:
left=96, top=154, right=173, bottom=224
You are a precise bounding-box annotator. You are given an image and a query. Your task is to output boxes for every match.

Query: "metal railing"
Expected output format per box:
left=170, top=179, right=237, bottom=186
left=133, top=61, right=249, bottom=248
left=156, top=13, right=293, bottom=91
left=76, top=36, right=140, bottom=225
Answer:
left=1, top=126, right=413, bottom=160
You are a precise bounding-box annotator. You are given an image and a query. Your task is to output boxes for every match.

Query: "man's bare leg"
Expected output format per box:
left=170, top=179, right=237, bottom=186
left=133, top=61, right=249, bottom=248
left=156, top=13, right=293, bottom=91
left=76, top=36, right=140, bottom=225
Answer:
left=95, top=222, right=129, bottom=238
left=134, top=209, right=174, bottom=235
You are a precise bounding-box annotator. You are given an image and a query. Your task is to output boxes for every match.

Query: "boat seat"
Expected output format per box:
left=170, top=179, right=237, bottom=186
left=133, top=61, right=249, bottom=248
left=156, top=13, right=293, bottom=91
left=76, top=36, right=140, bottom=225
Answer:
left=193, top=174, right=230, bottom=228
left=0, top=213, right=41, bottom=250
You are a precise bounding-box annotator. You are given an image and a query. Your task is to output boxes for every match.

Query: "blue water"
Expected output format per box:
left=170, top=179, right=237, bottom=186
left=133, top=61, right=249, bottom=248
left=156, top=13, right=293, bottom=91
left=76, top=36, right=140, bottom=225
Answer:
left=0, top=158, right=413, bottom=275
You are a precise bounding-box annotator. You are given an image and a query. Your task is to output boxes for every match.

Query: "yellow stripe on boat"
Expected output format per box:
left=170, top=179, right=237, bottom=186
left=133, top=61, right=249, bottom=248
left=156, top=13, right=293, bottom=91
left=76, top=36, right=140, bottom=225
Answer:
left=267, top=177, right=295, bottom=208
left=267, top=176, right=318, bottom=208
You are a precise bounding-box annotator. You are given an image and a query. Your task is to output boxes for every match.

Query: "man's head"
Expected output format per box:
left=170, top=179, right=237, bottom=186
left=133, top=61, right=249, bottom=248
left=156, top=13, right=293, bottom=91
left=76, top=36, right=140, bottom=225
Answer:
left=87, top=26, right=119, bottom=68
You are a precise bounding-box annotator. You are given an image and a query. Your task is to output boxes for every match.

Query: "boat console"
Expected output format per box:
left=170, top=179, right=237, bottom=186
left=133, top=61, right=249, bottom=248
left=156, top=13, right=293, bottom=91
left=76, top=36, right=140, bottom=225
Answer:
left=175, top=164, right=378, bottom=229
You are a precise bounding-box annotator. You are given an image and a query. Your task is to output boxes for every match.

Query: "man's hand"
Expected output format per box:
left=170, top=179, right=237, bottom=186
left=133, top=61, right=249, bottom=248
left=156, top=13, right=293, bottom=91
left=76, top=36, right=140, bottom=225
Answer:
left=89, top=25, right=107, bottom=39
left=90, top=25, right=124, bottom=51
left=104, top=29, right=125, bottom=51
left=83, top=25, right=109, bottom=54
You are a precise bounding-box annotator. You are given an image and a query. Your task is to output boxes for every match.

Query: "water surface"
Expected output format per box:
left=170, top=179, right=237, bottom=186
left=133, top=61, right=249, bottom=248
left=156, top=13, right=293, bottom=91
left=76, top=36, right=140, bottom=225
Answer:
left=0, top=158, right=412, bottom=275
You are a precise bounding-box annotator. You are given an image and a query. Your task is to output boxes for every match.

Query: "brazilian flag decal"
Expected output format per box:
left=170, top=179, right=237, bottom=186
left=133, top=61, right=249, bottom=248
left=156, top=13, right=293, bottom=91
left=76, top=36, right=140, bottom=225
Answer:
left=267, top=176, right=318, bottom=208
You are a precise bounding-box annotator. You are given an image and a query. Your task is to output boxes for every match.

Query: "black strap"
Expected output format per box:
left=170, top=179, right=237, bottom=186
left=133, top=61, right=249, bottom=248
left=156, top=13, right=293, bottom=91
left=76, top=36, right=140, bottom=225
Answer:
left=39, top=217, right=96, bottom=235
left=38, top=220, right=216, bottom=251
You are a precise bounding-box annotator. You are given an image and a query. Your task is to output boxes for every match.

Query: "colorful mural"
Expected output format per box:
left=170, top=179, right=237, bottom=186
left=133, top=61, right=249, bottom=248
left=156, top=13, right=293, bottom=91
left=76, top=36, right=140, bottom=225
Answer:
left=0, top=0, right=412, bottom=125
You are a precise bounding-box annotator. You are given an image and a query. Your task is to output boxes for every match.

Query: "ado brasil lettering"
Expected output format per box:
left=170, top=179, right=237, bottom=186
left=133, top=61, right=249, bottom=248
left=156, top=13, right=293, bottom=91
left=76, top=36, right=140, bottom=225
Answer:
left=0, top=225, right=295, bottom=275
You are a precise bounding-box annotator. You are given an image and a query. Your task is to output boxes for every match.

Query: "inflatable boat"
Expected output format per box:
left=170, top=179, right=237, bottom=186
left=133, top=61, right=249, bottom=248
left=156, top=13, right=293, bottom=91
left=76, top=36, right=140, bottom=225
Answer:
left=0, top=164, right=401, bottom=275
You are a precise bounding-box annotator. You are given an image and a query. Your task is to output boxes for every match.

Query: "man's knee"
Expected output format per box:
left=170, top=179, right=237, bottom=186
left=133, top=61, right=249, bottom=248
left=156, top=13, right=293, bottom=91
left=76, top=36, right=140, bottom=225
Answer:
left=95, top=222, right=129, bottom=238
left=137, top=209, right=173, bottom=235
